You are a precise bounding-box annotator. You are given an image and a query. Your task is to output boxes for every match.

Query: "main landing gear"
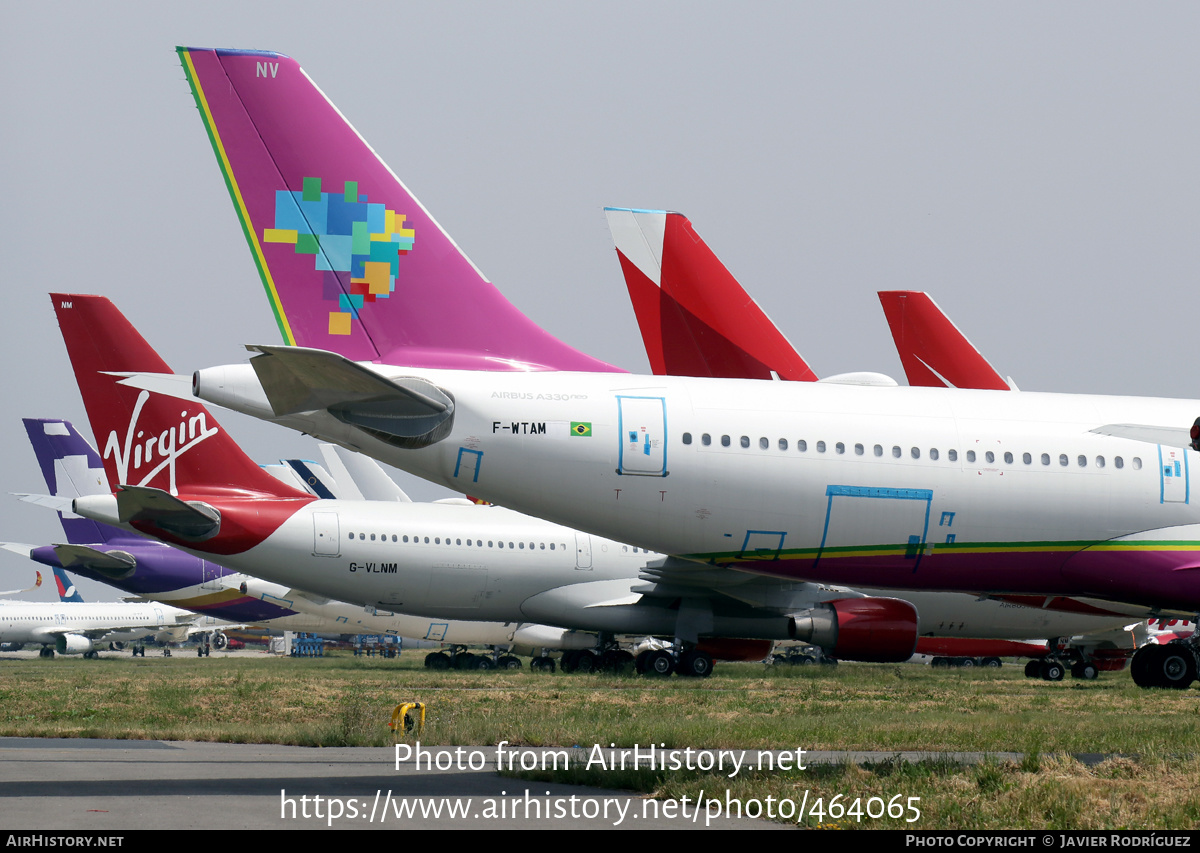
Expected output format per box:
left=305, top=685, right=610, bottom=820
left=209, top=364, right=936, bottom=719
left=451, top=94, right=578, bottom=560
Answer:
left=1130, top=642, right=1198, bottom=689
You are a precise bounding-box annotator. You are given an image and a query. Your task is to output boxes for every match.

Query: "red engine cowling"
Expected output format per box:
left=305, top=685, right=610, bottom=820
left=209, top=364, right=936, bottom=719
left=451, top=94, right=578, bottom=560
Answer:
left=791, top=598, right=918, bottom=663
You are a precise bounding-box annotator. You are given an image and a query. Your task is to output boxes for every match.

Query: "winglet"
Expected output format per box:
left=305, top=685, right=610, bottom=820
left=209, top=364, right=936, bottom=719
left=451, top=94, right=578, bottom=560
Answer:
left=605, top=208, right=818, bottom=381
left=178, top=46, right=621, bottom=374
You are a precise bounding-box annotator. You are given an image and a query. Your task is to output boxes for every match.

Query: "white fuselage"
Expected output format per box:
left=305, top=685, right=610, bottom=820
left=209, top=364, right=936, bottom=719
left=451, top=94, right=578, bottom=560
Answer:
left=198, top=365, right=1200, bottom=613
left=0, top=601, right=192, bottom=652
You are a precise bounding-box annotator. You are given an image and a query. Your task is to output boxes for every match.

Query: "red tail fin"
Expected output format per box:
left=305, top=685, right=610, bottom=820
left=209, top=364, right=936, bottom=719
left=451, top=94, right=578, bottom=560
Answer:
left=51, top=293, right=308, bottom=499
left=877, top=291, right=1010, bottom=391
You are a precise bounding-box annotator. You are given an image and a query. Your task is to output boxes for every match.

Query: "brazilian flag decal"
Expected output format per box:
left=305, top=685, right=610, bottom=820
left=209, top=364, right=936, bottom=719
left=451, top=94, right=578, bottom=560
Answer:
left=571, top=421, right=592, bottom=437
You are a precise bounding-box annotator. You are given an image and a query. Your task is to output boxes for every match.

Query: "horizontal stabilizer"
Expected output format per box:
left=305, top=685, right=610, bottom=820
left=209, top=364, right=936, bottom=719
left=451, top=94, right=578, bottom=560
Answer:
left=0, top=542, right=34, bottom=558
left=1090, top=423, right=1192, bottom=449
left=14, top=493, right=74, bottom=513
left=248, top=346, right=454, bottom=447
left=114, top=485, right=221, bottom=542
left=51, top=545, right=137, bottom=580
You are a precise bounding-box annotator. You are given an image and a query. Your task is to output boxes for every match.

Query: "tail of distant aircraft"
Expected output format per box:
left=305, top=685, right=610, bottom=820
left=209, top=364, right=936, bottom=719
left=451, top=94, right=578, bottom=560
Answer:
left=176, top=46, right=619, bottom=374
left=604, top=208, right=818, bottom=381
left=22, top=418, right=123, bottom=546
left=53, top=568, right=85, bottom=603
left=877, top=291, right=1012, bottom=391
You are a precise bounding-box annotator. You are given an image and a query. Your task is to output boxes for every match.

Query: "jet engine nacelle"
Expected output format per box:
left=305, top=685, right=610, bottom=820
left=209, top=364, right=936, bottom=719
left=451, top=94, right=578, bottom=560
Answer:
left=789, top=597, right=918, bottom=663
left=55, top=634, right=94, bottom=655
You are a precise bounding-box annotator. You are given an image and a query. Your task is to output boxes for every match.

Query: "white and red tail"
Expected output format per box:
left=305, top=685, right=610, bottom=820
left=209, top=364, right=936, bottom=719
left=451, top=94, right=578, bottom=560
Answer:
left=877, top=291, right=1011, bottom=391
left=51, top=293, right=307, bottom=500
left=604, top=208, right=818, bottom=381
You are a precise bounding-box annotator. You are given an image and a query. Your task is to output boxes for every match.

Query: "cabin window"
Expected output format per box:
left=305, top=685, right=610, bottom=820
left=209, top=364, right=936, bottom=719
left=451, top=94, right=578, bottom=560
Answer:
left=798, top=440, right=808, bottom=452
left=1041, top=453, right=1050, bottom=466
left=702, top=433, right=712, bottom=446
left=948, top=449, right=958, bottom=462
left=855, top=443, right=865, bottom=456
left=1077, top=455, right=1087, bottom=468
left=721, top=435, right=731, bottom=447
left=892, top=446, right=902, bottom=459
left=836, top=442, right=846, bottom=454
left=966, top=450, right=976, bottom=463
left=911, top=447, right=920, bottom=459
left=874, top=444, right=883, bottom=457
left=985, top=451, right=995, bottom=463
left=1059, top=454, right=1068, bottom=467
left=1096, top=456, right=1105, bottom=468
left=1004, top=452, right=1013, bottom=464
left=817, top=441, right=827, bottom=453
left=779, top=438, right=789, bottom=451
left=682, top=432, right=692, bottom=445
left=1115, top=456, right=1124, bottom=469
left=740, top=435, right=750, bottom=448
left=759, top=437, right=769, bottom=450
left=1133, top=457, right=1142, bottom=469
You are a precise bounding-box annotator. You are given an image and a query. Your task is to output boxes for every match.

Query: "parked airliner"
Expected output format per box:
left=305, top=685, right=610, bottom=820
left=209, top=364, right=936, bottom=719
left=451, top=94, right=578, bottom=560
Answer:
left=12, top=417, right=599, bottom=668
left=130, top=47, right=1200, bottom=687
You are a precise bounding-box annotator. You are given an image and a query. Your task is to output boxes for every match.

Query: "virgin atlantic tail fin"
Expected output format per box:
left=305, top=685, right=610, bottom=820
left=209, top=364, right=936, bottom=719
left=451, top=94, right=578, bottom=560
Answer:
left=877, top=291, right=1012, bottom=391
left=177, top=46, right=619, bottom=374
left=50, top=294, right=309, bottom=500
left=604, top=208, right=818, bottom=381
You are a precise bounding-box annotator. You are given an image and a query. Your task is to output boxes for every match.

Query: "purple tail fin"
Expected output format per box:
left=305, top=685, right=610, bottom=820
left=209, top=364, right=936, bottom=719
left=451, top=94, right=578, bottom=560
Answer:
left=23, top=418, right=122, bottom=546
left=178, top=46, right=620, bottom=374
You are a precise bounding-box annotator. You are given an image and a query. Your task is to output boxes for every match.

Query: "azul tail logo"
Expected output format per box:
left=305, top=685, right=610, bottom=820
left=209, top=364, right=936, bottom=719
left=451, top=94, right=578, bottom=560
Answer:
left=264, top=177, right=416, bottom=336
left=104, top=391, right=219, bottom=494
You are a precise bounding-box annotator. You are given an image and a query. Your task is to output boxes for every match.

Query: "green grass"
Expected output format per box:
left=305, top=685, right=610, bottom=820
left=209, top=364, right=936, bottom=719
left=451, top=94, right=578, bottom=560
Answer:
left=3, top=653, right=1200, bottom=827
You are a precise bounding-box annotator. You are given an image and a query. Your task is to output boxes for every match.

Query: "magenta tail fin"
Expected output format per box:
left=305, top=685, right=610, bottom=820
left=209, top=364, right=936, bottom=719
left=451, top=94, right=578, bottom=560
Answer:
left=178, top=47, right=619, bottom=373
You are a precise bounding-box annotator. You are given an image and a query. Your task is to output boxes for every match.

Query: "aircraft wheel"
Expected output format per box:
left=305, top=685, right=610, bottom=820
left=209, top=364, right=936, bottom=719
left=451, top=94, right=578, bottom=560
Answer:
left=958, top=657, right=975, bottom=667
left=634, top=650, right=652, bottom=674
left=559, top=650, right=579, bottom=673
left=982, top=657, right=1003, bottom=668
left=498, top=655, right=522, bottom=670
left=39, top=647, right=54, bottom=658
left=1158, top=646, right=1197, bottom=690
left=931, top=657, right=948, bottom=668
left=643, top=650, right=675, bottom=677
left=1040, top=660, right=1065, bottom=682
left=678, top=650, right=714, bottom=678
left=1024, top=660, right=1042, bottom=679
left=1130, top=645, right=1160, bottom=687
left=454, top=652, right=479, bottom=670
left=572, top=651, right=598, bottom=673
left=424, top=652, right=451, bottom=671
left=474, top=656, right=495, bottom=671
left=531, top=656, right=555, bottom=673
left=796, top=655, right=817, bottom=666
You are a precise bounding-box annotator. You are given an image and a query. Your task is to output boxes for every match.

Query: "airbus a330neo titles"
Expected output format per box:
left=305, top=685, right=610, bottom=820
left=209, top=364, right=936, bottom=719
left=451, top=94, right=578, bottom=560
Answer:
left=114, top=47, right=1200, bottom=687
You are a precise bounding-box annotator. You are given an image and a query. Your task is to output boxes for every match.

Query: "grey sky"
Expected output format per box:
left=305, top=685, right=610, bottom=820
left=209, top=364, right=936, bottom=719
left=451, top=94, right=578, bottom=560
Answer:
left=3, top=2, right=1199, bottom=600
